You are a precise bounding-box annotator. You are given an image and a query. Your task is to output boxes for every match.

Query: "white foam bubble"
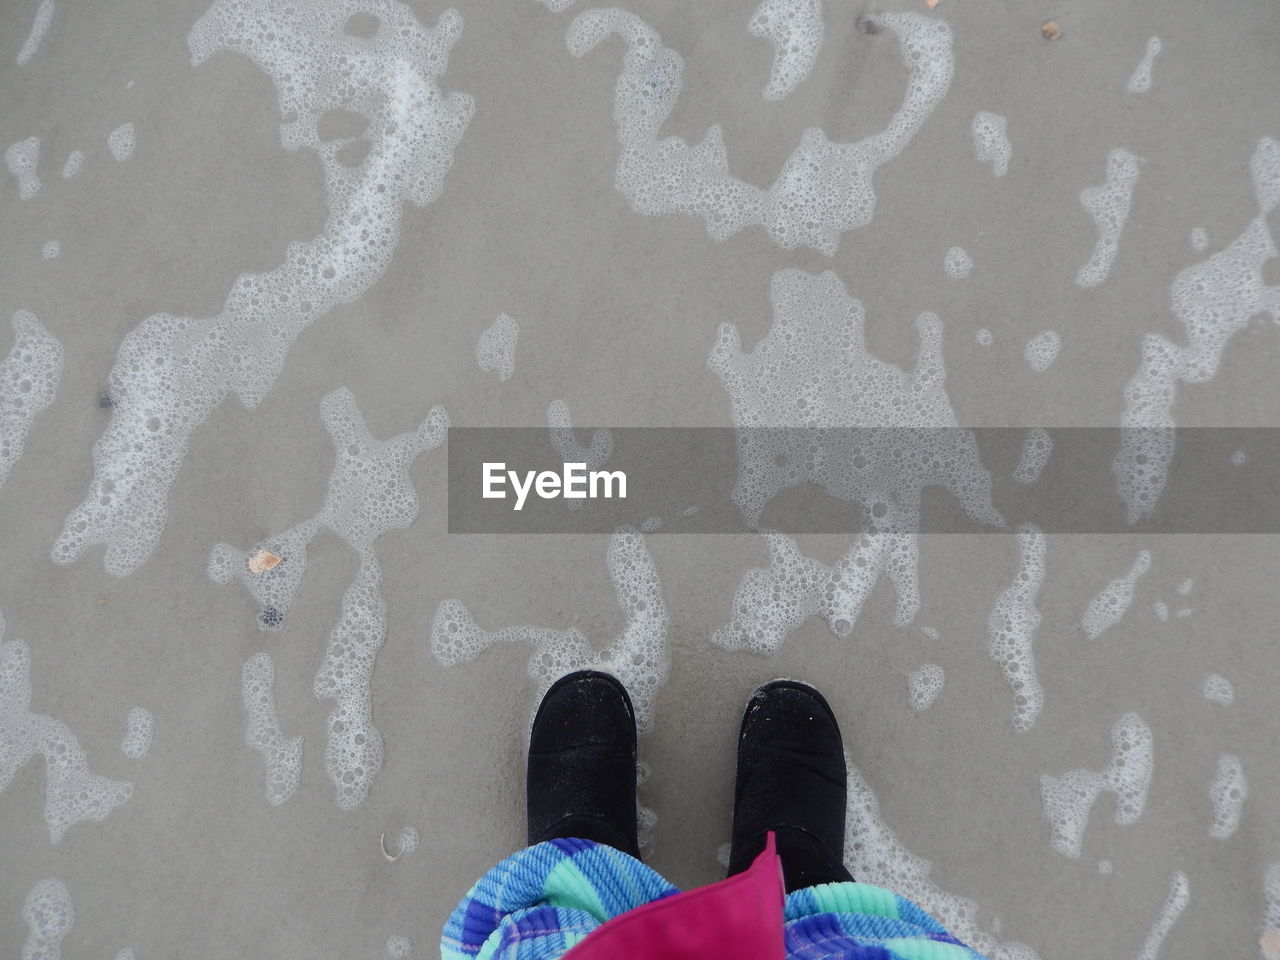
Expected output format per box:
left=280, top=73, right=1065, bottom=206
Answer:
left=6, top=138, right=42, bottom=200
left=386, top=936, right=411, bottom=958
left=716, top=841, right=732, bottom=869
left=708, top=270, right=999, bottom=648
left=1114, top=138, right=1280, bottom=523
left=567, top=9, right=953, bottom=254
left=908, top=663, right=944, bottom=712
left=475, top=313, right=519, bottom=381
left=1263, top=864, right=1280, bottom=960
left=211, top=388, right=447, bottom=807
left=1189, top=227, right=1208, bottom=252
left=1153, top=600, right=1168, bottom=621
left=976, top=328, right=993, bottom=346
left=60, top=151, right=82, bottom=180
left=714, top=531, right=919, bottom=652
left=241, top=652, right=302, bottom=806
left=56, top=0, right=473, bottom=576
left=1098, top=859, right=1113, bottom=874
left=2, top=311, right=63, bottom=492
left=547, top=399, right=611, bottom=467
left=1126, top=36, right=1162, bottom=94
left=1024, top=331, right=1060, bottom=373
left=534, top=0, right=575, bottom=10
left=107, top=123, right=136, bottom=162
left=432, top=528, right=668, bottom=733
left=1082, top=549, right=1151, bottom=639
left=1, top=613, right=133, bottom=843
left=1202, top=673, right=1233, bottom=705
left=121, top=706, right=153, bottom=759
left=1174, top=606, right=1192, bottom=618
left=636, top=762, right=656, bottom=853
left=1176, top=578, right=1193, bottom=595
left=972, top=111, right=1010, bottom=176
left=1040, top=712, right=1153, bottom=857
left=987, top=525, right=1046, bottom=731
left=1013, top=428, right=1053, bottom=484
left=844, top=758, right=1039, bottom=960
left=17, top=0, right=56, bottom=66
left=920, top=625, right=939, bottom=640
left=1208, top=753, right=1246, bottom=839
left=749, top=0, right=823, bottom=101
left=116, top=950, right=136, bottom=960
left=944, top=246, right=973, bottom=279
left=1135, top=871, right=1189, bottom=960
left=1231, top=449, right=1247, bottom=466
left=41, top=241, right=61, bottom=260
left=547, top=399, right=612, bottom=511
left=708, top=270, right=1000, bottom=529
left=1076, top=148, right=1140, bottom=288
left=22, top=878, right=73, bottom=960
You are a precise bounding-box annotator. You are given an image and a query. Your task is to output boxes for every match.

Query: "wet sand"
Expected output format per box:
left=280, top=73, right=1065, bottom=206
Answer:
left=2, top=0, right=1278, bottom=957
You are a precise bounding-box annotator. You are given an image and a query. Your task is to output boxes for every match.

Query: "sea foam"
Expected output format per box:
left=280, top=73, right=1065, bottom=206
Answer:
left=972, top=111, right=1010, bottom=177
left=210, top=388, right=447, bottom=807
left=107, top=123, right=136, bottom=162
left=17, top=0, right=55, bottom=67
left=908, top=663, right=944, bottom=712
left=1208, top=753, right=1246, bottom=839
left=476, top=313, right=519, bottom=381
left=121, top=706, right=153, bottom=759
left=1114, top=138, right=1280, bottom=523
left=22, top=878, right=73, bottom=960
left=944, top=246, right=973, bottom=279
left=1077, top=148, right=1140, bottom=288
left=1024, top=331, right=1060, bottom=373
left=1, top=310, right=63, bottom=492
left=1263, top=864, right=1280, bottom=960
left=5, top=138, right=42, bottom=201
left=1013, top=429, right=1052, bottom=484
left=54, top=0, right=473, bottom=576
left=987, top=525, right=1046, bottom=731
left=568, top=10, right=953, bottom=254
left=708, top=270, right=1000, bottom=530
left=1135, top=871, right=1189, bottom=960
left=1040, top=712, right=1153, bottom=857
left=748, top=0, right=823, bottom=101
left=432, top=528, right=668, bottom=733
left=845, top=758, right=1039, bottom=960
left=1202, top=673, right=1233, bottom=705
left=241, top=652, right=302, bottom=806
left=1081, top=550, right=1151, bottom=639
left=1, top=611, right=133, bottom=843
left=1126, top=37, right=1162, bottom=94
left=709, top=270, right=1000, bottom=649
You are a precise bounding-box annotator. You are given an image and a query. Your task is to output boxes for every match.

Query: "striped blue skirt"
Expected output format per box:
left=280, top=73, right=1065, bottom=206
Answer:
left=442, top=837, right=988, bottom=959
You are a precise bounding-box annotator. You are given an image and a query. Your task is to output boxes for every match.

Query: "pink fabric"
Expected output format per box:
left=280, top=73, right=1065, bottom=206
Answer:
left=563, top=832, right=786, bottom=960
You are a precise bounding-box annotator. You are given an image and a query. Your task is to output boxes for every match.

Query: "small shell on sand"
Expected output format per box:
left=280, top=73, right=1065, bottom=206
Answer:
left=248, top=549, right=282, bottom=574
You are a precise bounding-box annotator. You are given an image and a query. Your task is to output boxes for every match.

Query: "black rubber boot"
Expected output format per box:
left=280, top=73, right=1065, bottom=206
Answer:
left=727, top=679, right=854, bottom=893
left=527, top=670, right=641, bottom=859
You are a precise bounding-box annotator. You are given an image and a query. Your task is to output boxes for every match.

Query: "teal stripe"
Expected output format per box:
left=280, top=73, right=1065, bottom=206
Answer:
left=543, top=858, right=609, bottom=919
left=885, top=938, right=982, bottom=960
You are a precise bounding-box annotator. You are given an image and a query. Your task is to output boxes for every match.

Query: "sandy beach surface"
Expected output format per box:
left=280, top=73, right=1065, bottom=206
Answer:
left=2, top=1, right=1278, bottom=957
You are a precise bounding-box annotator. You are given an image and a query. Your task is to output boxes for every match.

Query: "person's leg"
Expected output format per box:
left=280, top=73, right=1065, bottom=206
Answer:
left=526, top=669, right=641, bottom=859
left=726, top=679, right=854, bottom=893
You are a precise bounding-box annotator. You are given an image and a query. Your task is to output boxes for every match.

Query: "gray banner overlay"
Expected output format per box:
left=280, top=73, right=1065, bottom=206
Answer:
left=447, top=428, right=1279, bottom=533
